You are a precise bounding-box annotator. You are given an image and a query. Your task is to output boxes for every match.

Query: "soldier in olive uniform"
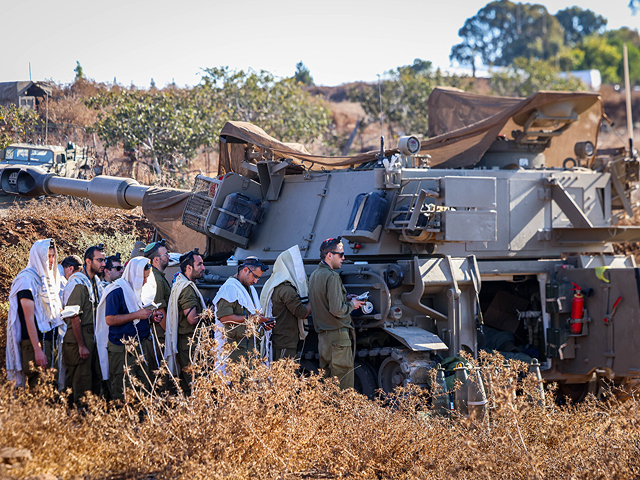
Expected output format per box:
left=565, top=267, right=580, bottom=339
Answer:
left=214, top=257, right=273, bottom=363
left=308, top=237, right=364, bottom=390
left=6, top=239, right=65, bottom=389
left=63, top=244, right=106, bottom=405
left=270, top=281, right=310, bottom=359
left=165, top=249, right=207, bottom=395
left=100, top=257, right=161, bottom=402
left=143, top=240, right=171, bottom=387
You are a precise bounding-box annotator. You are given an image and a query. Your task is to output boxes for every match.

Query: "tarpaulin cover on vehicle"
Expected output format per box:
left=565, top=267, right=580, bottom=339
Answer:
left=218, top=88, right=602, bottom=170
left=142, top=187, right=207, bottom=254
left=423, top=87, right=602, bottom=168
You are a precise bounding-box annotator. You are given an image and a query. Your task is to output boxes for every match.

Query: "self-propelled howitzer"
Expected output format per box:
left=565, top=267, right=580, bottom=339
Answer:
left=3, top=88, right=640, bottom=399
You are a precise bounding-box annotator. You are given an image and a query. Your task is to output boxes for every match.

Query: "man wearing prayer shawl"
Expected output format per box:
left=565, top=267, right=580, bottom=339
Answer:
left=212, top=257, right=274, bottom=364
left=6, top=239, right=65, bottom=388
left=96, top=257, right=160, bottom=402
left=259, top=246, right=310, bottom=361
left=58, top=255, right=82, bottom=302
left=62, top=244, right=106, bottom=405
left=143, top=240, right=171, bottom=389
left=165, top=248, right=207, bottom=395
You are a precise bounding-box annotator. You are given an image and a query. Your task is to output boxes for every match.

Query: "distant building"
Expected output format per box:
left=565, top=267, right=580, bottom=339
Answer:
left=0, top=81, right=53, bottom=109
left=559, top=70, right=602, bottom=92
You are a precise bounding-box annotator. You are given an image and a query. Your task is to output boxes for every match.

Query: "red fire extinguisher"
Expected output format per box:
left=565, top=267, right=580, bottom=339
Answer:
left=570, top=282, right=584, bottom=334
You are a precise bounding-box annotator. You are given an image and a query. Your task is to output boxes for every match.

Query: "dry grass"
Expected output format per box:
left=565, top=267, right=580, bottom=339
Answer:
left=1, top=343, right=639, bottom=480
left=1, top=199, right=640, bottom=479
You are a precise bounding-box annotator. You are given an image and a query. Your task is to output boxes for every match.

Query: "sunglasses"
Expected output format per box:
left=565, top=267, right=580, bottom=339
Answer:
left=109, top=266, right=124, bottom=272
left=330, top=251, right=345, bottom=258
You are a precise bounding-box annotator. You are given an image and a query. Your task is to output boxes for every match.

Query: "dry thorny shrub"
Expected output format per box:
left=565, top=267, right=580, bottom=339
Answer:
left=1, top=326, right=640, bottom=480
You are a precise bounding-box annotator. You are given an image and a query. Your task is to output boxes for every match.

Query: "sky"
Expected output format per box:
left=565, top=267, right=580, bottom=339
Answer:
left=1, top=0, right=638, bottom=88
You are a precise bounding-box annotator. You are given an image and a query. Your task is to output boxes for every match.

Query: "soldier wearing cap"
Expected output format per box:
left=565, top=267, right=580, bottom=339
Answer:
left=143, top=240, right=171, bottom=386
left=62, top=244, right=106, bottom=405
left=165, top=248, right=206, bottom=395
left=213, top=257, right=274, bottom=363
left=59, top=255, right=82, bottom=302
left=308, top=237, right=364, bottom=390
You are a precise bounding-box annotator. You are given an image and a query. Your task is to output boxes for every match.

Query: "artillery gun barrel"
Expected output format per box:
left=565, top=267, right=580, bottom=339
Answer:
left=0, top=166, right=150, bottom=209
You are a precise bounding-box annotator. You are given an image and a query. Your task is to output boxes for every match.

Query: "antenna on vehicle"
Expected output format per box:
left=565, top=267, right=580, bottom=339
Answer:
left=623, top=43, right=634, bottom=154
left=377, top=74, right=385, bottom=162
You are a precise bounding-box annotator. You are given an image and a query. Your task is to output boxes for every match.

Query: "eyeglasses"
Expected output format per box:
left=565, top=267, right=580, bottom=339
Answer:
left=246, top=268, right=262, bottom=281
left=330, top=251, right=345, bottom=258
left=144, top=239, right=167, bottom=257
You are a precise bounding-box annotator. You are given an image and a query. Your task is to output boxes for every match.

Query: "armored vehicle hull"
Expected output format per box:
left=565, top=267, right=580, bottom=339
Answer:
left=2, top=88, right=639, bottom=399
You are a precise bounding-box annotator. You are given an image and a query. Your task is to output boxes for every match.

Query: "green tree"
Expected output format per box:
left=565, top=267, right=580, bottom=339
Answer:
left=556, top=46, right=585, bottom=71
left=74, top=61, right=84, bottom=80
left=348, top=59, right=439, bottom=139
left=605, top=27, right=640, bottom=49
left=451, top=1, right=565, bottom=69
left=293, top=61, right=314, bottom=86
left=195, top=67, right=331, bottom=144
left=555, top=7, right=607, bottom=46
left=0, top=105, right=42, bottom=149
left=87, top=68, right=332, bottom=181
left=490, top=57, right=586, bottom=97
left=601, top=28, right=640, bottom=84
left=577, top=35, right=623, bottom=83
left=87, top=89, right=205, bottom=178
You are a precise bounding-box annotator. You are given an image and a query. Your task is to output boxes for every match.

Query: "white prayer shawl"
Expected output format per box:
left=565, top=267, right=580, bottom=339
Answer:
left=259, top=245, right=309, bottom=340
left=58, top=265, right=67, bottom=303
left=6, top=239, right=64, bottom=386
left=95, top=257, right=153, bottom=380
left=165, top=273, right=206, bottom=375
left=63, top=270, right=103, bottom=308
left=211, top=276, right=262, bottom=366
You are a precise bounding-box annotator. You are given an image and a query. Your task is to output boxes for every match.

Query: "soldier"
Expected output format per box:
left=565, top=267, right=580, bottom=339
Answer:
left=6, top=239, right=65, bottom=388
left=58, top=255, right=82, bottom=301
left=260, top=246, right=310, bottom=361
left=165, top=248, right=206, bottom=395
left=143, top=240, right=171, bottom=386
left=62, top=244, right=106, bottom=405
left=96, top=257, right=160, bottom=402
left=103, top=254, right=124, bottom=284
left=308, top=237, right=364, bottom=390
left=213, top=257, right=274, bottom=364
